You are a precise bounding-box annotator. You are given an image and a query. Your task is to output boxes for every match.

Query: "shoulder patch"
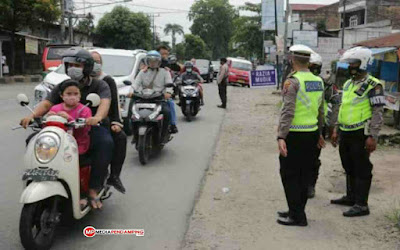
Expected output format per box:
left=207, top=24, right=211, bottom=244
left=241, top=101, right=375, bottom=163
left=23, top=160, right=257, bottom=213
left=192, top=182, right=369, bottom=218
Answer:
left=283, top=80, right=291, bottom=95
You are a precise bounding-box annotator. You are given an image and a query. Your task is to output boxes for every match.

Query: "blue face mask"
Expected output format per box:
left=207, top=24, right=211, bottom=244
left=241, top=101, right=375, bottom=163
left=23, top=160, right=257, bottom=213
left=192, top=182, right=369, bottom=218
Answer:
left=92, top=63, right=102, bottom=76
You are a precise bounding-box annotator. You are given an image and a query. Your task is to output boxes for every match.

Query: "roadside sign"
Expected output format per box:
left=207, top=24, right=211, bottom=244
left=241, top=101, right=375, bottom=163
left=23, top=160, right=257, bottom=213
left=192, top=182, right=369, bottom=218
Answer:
left=264, top=40, right=274, bottom=47
left=249, top=69, right=277, bottom=88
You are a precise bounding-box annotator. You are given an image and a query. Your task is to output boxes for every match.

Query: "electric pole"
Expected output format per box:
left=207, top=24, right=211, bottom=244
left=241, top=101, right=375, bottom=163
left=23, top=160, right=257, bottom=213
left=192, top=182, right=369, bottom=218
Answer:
left=69, top=14, right=73, bottom=44
left=147, top=14, right=160, bottom=49
left=274, top=0, right=280, bottom=89
left=60, top=0, right=65, bottom=44
left=341, top=0, right=347, bottom=49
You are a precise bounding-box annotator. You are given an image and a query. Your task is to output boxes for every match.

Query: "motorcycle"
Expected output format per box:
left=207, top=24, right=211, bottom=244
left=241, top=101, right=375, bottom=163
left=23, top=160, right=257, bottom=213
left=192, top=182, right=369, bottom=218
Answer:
left=15, top=93, right=112, bottom=250
left=131, top=88, right=173, bottom=165
left=179, top=79, right=201, bottom=122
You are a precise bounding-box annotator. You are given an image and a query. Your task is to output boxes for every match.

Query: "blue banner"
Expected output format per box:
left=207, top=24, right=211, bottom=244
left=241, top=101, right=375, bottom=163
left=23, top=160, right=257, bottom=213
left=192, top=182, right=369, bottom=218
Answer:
left=250, top=69, right=277, bottom=88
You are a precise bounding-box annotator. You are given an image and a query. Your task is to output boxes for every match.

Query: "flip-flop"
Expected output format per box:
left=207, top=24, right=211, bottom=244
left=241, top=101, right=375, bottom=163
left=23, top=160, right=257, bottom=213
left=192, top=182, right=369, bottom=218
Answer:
left=89, top=196, right=102, bottom=210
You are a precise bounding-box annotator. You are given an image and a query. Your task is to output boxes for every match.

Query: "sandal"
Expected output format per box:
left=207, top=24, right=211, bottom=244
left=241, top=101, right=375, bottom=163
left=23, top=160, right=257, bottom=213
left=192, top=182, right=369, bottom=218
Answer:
left=88, top=196, right=103, bottom=210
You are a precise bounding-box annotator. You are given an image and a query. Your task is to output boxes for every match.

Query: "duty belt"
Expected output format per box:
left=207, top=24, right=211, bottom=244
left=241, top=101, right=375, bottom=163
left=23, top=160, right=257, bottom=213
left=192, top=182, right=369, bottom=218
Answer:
left=339, top=121, right=365, bottom=129
left=290, top=124, right=318, bottom=130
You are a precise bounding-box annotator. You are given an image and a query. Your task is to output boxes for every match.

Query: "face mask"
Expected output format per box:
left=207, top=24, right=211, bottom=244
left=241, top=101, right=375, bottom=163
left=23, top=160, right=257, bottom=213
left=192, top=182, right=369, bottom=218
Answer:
left=348, top=66, right=361, bottom=78
left=67, top=67, right=84, bottom=81
left=187, top=68, right=193, bottom=73
left=92, top=63, right=102, bottom=76
left=63, top=95, right=80, bottom=107
left=309, top=65, right=321, bottom=76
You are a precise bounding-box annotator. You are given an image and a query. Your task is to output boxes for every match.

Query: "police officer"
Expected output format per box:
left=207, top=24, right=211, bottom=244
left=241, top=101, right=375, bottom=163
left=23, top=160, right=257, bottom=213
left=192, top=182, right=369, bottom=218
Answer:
left=277, top=45, right=325, bottom=226
left=307, top=52, right=341, bottom=198
left=331, top=47, right=384, bottom=217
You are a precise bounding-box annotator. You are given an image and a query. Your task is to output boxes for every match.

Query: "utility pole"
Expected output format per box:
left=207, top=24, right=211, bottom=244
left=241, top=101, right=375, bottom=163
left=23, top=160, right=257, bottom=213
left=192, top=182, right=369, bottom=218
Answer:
left=274, top=0, right=280, bottom=89
left=341, top=0, right=347, bottom=49
left=60, top=0, right=65, bottom=44
left=147, top=14, right=160, bottom=49
left=282, top=0, right=290, bottom=89
left=69, top=14, right=73, bottom=44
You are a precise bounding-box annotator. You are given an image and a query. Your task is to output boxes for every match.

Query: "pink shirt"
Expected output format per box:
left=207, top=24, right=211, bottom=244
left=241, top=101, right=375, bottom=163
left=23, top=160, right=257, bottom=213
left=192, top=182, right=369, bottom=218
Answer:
left=49, top=103, right=92, bottom=155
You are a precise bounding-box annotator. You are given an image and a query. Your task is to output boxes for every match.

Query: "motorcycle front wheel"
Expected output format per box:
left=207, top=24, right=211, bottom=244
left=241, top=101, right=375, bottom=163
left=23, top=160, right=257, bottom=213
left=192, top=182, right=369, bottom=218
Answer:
left=19, top=198, right=59, bottom=250
left=138, top=133, right=151, bottom=165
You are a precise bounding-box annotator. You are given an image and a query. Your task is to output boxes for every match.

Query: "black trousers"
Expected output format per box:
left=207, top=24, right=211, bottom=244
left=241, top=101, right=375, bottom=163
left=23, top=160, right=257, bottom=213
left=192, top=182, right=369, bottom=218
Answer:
left=218, top=80, right=227, bottom=107
left=280, top=131, right=319, bottom=221
left=110, top=130, right=127, bottom=177
left=339, top=129, right=373, bottom=206
left=310, top=126, right=326, bottom=187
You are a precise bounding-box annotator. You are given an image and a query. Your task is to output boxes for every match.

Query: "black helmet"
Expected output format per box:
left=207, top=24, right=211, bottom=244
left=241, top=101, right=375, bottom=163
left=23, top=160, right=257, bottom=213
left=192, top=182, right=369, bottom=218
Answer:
left=184, top=61, right=194, bottom=68
left=168, top=54, right=177, bottom=64
left=62, top=47, right=94, bottom=77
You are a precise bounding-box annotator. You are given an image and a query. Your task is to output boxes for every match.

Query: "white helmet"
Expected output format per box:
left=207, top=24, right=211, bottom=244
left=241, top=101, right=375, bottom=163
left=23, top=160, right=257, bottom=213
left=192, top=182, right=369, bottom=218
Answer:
left=310, top=52, right=322, bottom=66
left=340, top=46, right=373, bottom=71
left=289, top=44, right=314, bottom=57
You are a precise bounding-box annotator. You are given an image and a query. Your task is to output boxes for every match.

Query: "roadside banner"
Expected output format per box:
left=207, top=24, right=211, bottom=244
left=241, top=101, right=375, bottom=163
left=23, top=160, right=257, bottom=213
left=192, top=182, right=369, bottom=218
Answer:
left=249, top=69, right=277, bottom=88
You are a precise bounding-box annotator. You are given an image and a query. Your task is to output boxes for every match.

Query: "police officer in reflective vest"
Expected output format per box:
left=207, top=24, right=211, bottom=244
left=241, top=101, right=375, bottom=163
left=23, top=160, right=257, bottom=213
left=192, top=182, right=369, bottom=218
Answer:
left=308, top=52, right=340, bottom=198
left=277, top=45, right=325, bottom=226
left=331, top=47, right=384, bottom=217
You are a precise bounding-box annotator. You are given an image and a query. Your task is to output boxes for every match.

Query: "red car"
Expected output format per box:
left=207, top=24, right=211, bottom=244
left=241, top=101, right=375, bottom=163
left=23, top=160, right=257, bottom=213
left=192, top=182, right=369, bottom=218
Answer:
left=227, top=57, right=252, bottom=87
left=42, top=44, right=75, bottom=71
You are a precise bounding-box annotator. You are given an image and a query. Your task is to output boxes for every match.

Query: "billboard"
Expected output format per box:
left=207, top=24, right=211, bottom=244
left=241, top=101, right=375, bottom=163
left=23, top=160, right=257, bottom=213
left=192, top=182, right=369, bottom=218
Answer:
left=261, top=0, right=285, bottom=31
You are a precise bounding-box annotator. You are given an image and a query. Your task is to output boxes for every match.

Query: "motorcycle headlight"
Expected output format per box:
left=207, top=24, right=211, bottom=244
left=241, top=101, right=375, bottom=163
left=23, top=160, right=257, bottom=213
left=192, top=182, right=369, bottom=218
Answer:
left=34, top=133, right=60, bottom=164
left=149, top=106, right=162, bottom=120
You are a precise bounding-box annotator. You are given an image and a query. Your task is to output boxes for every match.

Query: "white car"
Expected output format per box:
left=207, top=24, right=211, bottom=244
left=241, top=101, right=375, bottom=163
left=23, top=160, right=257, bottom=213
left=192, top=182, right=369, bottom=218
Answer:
left=34, top=48, right=147, bottom=134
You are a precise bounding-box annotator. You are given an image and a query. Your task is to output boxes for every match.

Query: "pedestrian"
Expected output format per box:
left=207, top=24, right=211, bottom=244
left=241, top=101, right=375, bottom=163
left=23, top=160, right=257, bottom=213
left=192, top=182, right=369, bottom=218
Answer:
left=217, top=58, right=229, bottom=109
left=331, top=47, right=384, bottom=217
left=277, top=45, right=325, bottom=227
left=307, top=52, right=340, bottom=198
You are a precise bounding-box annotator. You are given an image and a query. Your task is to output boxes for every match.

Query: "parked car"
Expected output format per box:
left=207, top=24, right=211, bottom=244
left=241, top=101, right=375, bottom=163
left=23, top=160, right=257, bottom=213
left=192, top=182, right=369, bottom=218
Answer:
left=227, top=57, right=252, bottom=87
left=34, top=48, right=147, bottom=135
left=42, top=44, right=76, bottom=72
left=211, top=60, right=220, bottom=78
left=196, top=59, right=214, bottom=83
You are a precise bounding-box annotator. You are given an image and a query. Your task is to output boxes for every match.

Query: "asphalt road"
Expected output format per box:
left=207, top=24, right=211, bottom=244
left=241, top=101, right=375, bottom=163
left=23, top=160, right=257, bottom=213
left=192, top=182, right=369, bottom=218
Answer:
left=0, top=82, right=225, bottom=250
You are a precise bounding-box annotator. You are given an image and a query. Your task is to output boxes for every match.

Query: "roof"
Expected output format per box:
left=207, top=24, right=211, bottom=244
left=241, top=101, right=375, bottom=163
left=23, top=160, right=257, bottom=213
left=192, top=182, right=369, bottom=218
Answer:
left=290, top=4, right=326, bottom=11
left=370, top=47, right=397, bottom=55
left=15, top=32, right=51, bottom=41
left=355, top=33, right=400, bottom=48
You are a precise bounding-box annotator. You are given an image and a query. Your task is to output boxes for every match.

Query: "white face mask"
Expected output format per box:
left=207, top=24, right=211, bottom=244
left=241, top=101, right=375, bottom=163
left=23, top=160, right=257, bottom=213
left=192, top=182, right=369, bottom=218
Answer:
left=92, top=63, right=102, bottom=76
left=67, top=67, right=84, bottom=81
left=187, top=68, right=193, bottom=73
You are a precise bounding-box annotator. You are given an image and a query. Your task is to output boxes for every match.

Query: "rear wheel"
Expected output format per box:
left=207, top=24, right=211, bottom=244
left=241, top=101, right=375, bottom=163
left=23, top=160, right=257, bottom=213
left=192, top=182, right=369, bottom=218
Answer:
left=138, top=133, right=151, bottom=165
left=123, top=118, right=133, bottom=136
left=20, top=198, right=60, bottom=250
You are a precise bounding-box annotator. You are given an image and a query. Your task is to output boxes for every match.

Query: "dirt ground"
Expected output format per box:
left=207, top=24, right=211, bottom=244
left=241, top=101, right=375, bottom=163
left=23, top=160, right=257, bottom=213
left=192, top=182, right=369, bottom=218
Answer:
left=182, top=86, right=400, bottom=250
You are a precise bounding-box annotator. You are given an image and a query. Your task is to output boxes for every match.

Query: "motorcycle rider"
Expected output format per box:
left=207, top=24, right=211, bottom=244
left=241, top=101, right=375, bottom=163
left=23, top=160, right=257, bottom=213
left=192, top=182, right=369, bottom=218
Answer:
left=307, top=52, right=340, bottom=198
left=91, top=51, right=127, bottom=194
left=130, top=50, right=173, bottom=142
left=180, top=61, right=204, bottom=106
left=20, top=47, right=113, bottom=209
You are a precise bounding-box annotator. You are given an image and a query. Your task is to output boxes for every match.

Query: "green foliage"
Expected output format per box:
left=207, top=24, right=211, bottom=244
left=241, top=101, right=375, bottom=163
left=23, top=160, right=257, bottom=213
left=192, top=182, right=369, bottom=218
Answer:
left=96, top=6, right=152, bottom=50
left=317, top=20, right=327, bottom=32
left=0, top=0, right=60, bottom=31
left=189, top=0, right=236, bottom=59
left=164, top=23, right=184, bottom=53
left=175, top=42, right=185, bottom=61
left=76, top=13, right=95, bottom=35
left=183, top=34, right=211, bottom=60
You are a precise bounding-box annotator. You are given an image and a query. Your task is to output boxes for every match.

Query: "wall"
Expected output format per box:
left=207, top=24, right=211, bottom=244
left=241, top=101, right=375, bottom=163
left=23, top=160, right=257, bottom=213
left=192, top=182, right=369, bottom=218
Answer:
left=314, top=37, right=342, bottom=73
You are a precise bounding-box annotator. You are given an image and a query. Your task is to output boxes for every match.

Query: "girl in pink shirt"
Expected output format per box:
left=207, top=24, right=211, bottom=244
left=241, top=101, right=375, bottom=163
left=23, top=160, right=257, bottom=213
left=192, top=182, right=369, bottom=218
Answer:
left=48, top=80, right=92, bottom=155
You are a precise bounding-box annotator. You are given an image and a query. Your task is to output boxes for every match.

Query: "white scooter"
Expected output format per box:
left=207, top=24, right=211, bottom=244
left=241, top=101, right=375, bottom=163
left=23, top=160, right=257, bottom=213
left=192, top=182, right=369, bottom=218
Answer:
left=15, top=93, right=112, bottom=250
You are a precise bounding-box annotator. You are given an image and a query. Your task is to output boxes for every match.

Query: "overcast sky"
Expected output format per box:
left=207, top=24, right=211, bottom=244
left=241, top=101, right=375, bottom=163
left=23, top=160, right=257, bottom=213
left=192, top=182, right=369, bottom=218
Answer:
left=73, top=0, right=338, bottom=45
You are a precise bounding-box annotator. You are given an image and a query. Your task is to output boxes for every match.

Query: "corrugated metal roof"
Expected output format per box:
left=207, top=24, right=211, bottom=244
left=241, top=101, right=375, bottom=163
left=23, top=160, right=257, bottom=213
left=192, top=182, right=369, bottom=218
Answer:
left=355, top=33, right=400, bottom=48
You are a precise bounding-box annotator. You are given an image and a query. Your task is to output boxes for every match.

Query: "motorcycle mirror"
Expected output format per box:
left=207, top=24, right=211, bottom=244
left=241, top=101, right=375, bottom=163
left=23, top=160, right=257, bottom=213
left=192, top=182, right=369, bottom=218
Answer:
left=123, top=80, right=132, bottom=86
left=17, top=93, right=29, bottom=106
left=86, top=93, right=101, bottom=107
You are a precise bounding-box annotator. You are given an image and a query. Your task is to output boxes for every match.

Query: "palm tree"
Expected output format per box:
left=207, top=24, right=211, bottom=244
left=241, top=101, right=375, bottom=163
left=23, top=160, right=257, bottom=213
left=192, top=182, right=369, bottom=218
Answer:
left=164, top=24, right=184, bottom=53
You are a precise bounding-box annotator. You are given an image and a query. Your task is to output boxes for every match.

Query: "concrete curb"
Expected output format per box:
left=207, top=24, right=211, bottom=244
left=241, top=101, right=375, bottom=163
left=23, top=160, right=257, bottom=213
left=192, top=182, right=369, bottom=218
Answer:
left=0, top=75, right=43, bottom=84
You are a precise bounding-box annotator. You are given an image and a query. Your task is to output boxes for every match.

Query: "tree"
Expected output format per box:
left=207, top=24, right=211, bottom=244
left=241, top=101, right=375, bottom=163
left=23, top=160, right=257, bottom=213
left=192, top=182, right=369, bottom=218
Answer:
left=189, top=0, right=236, bottom=59
left=164, top=23, right=184, bottom=53
left=231, top=2, right=265, bottom=60
left=0, top=0, right=60, bottom=74
left=183, top=34, right=210, bottom=60
left=96, top=6, right=152, bottom=50
left=175, top=42, right=185, bottom=61
left=76, top=13, right=95, bottom=36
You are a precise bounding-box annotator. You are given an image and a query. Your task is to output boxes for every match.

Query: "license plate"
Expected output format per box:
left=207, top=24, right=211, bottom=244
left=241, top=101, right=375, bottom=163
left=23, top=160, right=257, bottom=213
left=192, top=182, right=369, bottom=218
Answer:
left=136, top=103, right=156, bottom=109
left=22, top=168, right=59, bottom=182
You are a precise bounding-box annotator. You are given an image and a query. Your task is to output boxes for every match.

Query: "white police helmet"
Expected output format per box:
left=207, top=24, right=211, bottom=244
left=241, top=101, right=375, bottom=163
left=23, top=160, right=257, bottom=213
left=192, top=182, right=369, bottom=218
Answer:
left=310, top=52, right=322, bottom=66
left=340, top=46, right=373, bottom=71
left=289, top=44, right=314, bottom=58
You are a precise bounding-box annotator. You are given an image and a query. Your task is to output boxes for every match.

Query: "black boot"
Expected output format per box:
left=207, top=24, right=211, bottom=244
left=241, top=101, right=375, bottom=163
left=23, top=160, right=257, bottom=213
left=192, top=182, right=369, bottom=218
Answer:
left=170, top=125, right=178, bottom=134
left=107, top=175, right=126, bottom=194
left=343, top=205, right=370, bottom=217
left=331, top=175, right=355, bottom=206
